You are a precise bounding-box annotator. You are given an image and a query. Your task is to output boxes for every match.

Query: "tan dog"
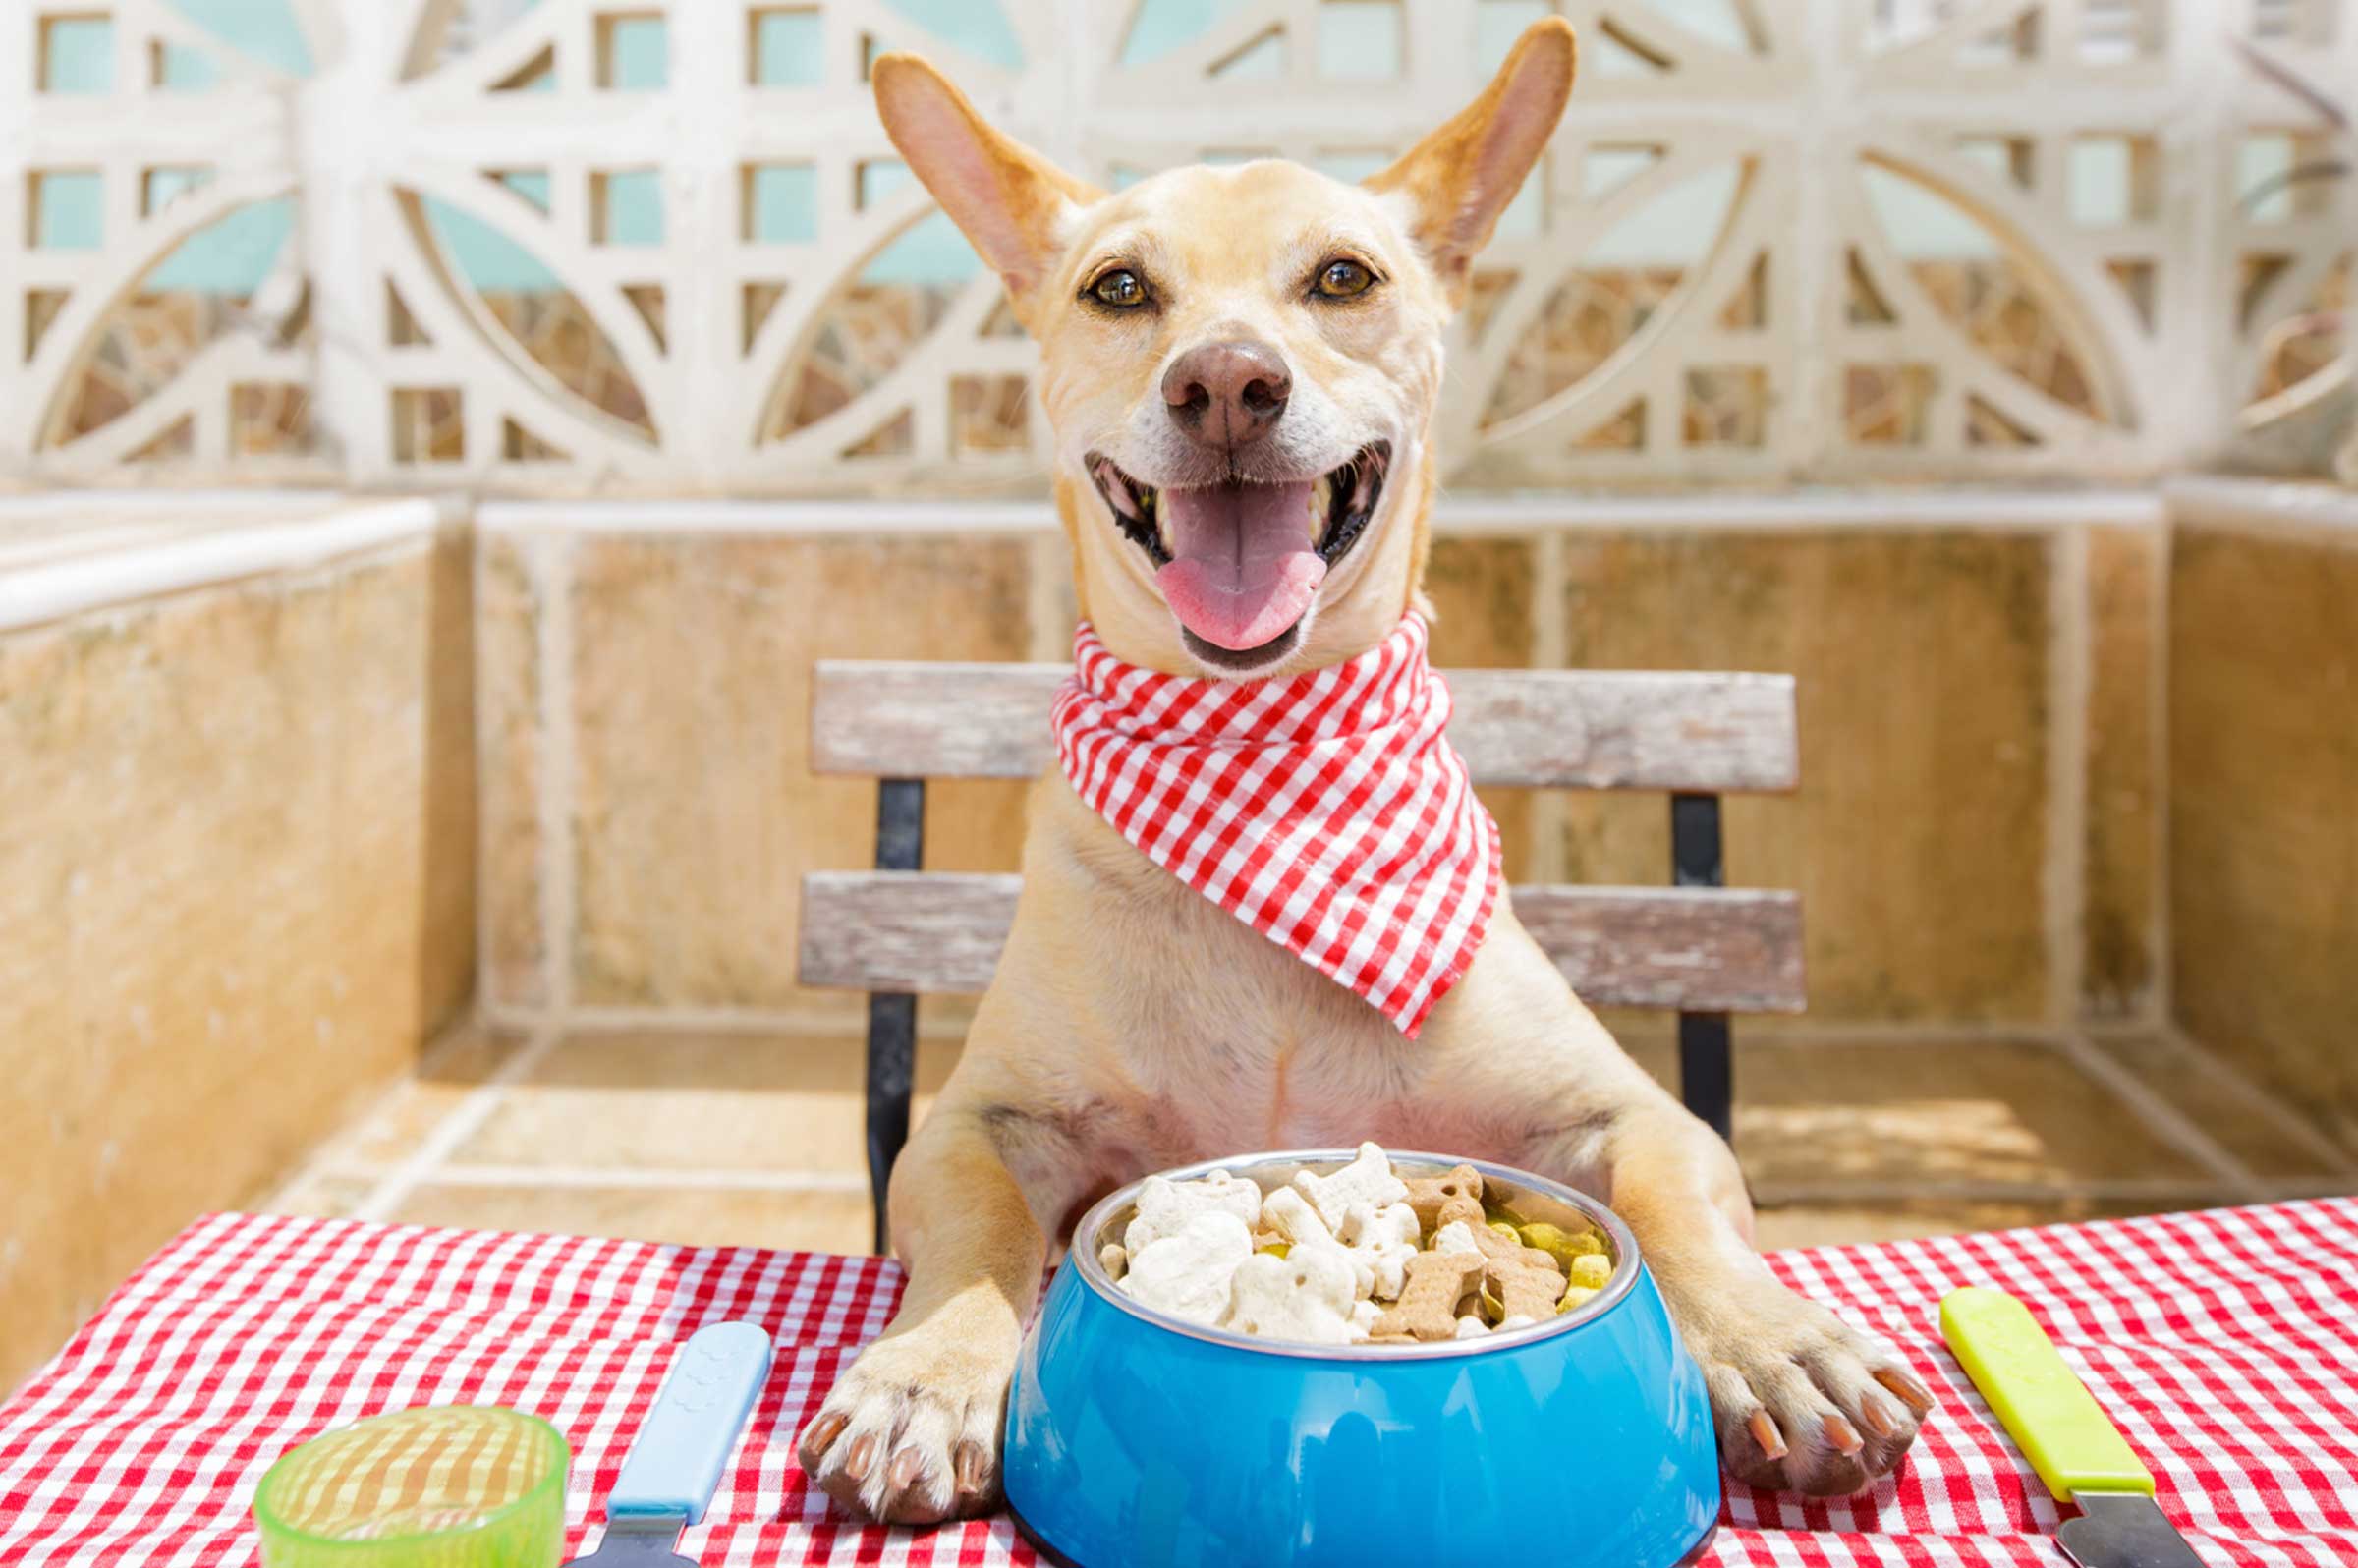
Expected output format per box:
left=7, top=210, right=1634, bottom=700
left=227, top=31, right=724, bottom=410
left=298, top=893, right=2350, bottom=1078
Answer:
left=797, top=20, right=1934, bottom=1524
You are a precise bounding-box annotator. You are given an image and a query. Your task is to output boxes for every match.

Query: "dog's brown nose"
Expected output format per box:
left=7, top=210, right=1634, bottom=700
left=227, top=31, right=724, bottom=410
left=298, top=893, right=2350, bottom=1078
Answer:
left=1162, top=339, right=1291, bottom=447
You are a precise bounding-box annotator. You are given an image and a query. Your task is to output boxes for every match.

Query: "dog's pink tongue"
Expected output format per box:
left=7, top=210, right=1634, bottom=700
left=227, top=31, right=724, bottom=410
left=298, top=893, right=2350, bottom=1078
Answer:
left=1154, top=481, right=1326, bottom=651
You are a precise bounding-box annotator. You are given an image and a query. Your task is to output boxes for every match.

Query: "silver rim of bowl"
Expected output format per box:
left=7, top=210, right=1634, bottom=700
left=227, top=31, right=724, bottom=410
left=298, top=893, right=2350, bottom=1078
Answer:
left=1069, top=1148, right=1643, bottom=1362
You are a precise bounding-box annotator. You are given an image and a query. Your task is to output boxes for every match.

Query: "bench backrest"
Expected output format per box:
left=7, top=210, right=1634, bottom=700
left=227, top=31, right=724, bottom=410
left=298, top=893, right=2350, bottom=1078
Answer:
left=801, top=658, right=1804, bottom=1249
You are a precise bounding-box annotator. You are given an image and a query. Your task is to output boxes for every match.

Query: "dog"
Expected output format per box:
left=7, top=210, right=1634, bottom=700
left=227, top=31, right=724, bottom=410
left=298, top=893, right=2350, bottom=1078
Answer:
left=796, top=19, right=1933, bottom=1525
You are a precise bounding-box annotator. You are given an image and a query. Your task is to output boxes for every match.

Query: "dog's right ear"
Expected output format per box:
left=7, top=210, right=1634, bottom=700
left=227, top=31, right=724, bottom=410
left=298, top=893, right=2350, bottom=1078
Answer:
left=871, top=54, right=1101, bottom=324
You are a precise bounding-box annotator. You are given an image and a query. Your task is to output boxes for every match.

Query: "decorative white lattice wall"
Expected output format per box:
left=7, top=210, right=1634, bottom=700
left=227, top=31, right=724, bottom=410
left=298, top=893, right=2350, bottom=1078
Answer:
left=1, top=0, right=2351, bottom=494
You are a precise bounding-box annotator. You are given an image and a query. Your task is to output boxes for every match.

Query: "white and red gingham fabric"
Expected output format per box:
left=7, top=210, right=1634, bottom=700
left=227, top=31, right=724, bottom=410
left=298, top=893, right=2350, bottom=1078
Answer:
left=1049, top=611, right=1500, bottom=1038
left=3, top=1199, right=2356, bottom=1566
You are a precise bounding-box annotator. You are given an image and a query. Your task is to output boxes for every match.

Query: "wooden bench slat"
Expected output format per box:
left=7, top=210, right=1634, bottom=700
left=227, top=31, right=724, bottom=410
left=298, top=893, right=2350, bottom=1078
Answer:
left=799, top=872, right=1805, bottom=1013
left=812, top=662, right=1798, bottom=792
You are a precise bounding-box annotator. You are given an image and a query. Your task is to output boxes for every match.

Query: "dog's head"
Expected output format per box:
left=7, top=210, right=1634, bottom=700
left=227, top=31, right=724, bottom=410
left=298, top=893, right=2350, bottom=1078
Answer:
left=874, top=22, right=1575, bottom=677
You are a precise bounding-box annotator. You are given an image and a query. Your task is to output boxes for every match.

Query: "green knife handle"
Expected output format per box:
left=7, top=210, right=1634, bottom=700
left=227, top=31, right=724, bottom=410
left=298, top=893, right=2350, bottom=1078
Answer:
left=1939, top=1286, right=2153, bottom=1503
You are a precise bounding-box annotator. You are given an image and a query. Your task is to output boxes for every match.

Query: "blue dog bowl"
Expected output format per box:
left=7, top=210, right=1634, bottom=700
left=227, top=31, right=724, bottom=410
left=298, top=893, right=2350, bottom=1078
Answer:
left=1004, top=1150, right=1720, bottom=1567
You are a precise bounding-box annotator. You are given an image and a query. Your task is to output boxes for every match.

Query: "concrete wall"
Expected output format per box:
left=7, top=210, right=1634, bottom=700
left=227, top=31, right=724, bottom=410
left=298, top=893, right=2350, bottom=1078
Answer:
left=0, top=497, right=477, bottom=1395
left=2167, top=480, right=2358, bottom=1151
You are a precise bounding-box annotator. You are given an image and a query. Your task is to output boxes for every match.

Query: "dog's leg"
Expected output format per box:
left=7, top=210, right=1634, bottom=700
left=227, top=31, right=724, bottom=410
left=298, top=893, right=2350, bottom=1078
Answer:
left=794, top=1093, right=1068, bottom=1524
left=1583, top=1095, right=1937, bottom=1495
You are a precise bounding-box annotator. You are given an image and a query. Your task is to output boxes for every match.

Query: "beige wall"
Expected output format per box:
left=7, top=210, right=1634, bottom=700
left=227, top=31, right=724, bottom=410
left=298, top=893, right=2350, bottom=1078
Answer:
left=2171, top=511, right=2358, bottom=1149
left=0, top=517, right=477, bottom=1396
left=477, top=508, right=2167, bottom=1039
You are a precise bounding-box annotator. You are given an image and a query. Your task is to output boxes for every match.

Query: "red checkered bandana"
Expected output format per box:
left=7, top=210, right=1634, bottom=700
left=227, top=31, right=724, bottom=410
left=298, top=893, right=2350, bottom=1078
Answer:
left=1050, top=612, right=1500, bottom=1036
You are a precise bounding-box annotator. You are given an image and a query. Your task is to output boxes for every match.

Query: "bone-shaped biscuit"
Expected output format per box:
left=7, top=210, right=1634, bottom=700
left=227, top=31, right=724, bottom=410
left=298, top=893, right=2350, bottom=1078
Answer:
left=1336, top=1201, right=1421, bottom=1300
left=1488, top=1252, right=1566, bottom=1321
left=1371, top=1248, right=1487, bottom=1342
left=1223, top=1247, right=1358, bottom=1344
left=1401, top=1162, right=1485, bottom=1230
left=1123, top=1170, right=1264, bottom=1254
left=1119, top=1209, right=1253, bottom=1326
left=1260, top=1185, right=1337, bottom=1249
left=1291, top=1143, right=1408, bottom=1232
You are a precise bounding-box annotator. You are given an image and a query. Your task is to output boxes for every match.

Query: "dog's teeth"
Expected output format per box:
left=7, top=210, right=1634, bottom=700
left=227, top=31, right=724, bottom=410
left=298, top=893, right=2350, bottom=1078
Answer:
left=1310, top=476, right=1331, bottom=541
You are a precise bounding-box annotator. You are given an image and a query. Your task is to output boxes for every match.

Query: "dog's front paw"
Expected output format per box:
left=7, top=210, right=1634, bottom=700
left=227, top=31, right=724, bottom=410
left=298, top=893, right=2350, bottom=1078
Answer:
left=796, top=1323, right=1013, bottom=1525
left=1688, top=1276, right=1937, bottom=1496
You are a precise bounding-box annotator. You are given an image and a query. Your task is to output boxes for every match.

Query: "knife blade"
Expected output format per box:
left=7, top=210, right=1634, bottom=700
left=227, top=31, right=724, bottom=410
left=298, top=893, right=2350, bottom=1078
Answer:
left=1940, top=1286, right=2208, bottom=1568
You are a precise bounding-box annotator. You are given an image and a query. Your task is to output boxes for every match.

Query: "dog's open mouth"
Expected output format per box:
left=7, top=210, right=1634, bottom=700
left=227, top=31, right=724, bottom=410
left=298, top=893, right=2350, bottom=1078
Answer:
left=1087, top=441, right=1391, bottom=657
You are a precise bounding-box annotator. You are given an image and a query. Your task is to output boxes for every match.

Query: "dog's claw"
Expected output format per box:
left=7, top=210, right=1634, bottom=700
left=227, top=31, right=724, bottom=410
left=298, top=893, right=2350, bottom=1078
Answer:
left=1748, top=1408, right=1788, bottom=1460
left=1876, top=1367, right=1937, bottom=1417
left=801, top=1412, right=846, bottom=1457
left=844, top=1433, right=877, bottom=1483
left=1823, top=1413, right=1864, bottom=1456
left=1856, top=1391, right=1902, bottom=1440
left=955, top=1441, right=988, bottom=1495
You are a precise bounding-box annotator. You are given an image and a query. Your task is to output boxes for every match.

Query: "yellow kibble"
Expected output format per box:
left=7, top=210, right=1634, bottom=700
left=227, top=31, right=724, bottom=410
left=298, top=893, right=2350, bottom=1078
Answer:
left=1519, top=1221, right=1606, bottom=1271
left=1568, top=1253, right=1612, bottom=1291
left=1488, top=1220, right=1520, bottom=1241
left=1258, top=1243, right=1290, bottom=1260
left=1555, top=1285, right=1600, bottom=1316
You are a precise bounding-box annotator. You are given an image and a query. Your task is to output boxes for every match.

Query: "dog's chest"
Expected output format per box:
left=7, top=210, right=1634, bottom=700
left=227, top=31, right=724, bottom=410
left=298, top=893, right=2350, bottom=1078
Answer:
left=1051, top=802, right=1430, bottom=1148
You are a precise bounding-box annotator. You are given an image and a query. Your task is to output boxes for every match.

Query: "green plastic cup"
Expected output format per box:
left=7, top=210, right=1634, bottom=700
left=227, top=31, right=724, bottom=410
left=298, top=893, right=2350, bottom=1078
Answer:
left=253, top=1405, right=570, bottom=1567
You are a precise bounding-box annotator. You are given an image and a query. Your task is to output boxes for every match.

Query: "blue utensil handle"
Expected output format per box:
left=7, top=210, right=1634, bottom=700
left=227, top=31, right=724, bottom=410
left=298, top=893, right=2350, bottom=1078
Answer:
left=607, top=1321, right=773, bottom=1523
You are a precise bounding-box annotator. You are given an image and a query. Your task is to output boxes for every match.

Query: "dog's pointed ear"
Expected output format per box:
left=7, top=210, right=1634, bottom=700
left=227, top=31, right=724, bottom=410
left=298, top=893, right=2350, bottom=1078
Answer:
left=1365, top=19, right=1575, bottom=305
left=871, top=53, right=1102, bottom=321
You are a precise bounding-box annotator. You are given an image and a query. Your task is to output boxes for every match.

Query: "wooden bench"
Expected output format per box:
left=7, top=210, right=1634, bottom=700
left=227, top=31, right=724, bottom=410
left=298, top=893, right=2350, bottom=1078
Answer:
left=802, top=661, right=1805, bottom=1250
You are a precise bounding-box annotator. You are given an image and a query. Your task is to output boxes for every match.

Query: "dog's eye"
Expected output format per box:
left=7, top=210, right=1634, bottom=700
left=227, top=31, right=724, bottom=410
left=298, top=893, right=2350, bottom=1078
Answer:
left=1091, top=269, right=1149, bottom=308
left=1314, top=259, right=1375, bottom=299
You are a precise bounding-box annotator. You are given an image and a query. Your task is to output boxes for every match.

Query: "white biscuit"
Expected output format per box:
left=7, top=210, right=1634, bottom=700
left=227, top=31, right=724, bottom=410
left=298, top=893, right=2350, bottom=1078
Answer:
left=1122, top=1170, right=1264, bottom=1255
left=1454, top=1315, right=1490, bottom=1339
left=1294, top=1233, right=1376, bottom=1300
left=1431, top=1220, right=1484, bottom=1257
left=1348, top=1298, right=1382, bottom=1343
left=1258, top=1185, right=1337, bottom=1249
left=1336, top=1202, right=1422, bottom=1300
left=1119, top=1210, right=1254, bottom=1326
left=1224, top=1248, right=1357, bottom=1344
left=1291, top=1143, right=1409, bottom=1232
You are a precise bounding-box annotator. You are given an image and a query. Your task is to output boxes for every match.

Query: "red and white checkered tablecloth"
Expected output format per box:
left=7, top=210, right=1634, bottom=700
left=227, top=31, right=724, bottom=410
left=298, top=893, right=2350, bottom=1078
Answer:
left=3, top=1200, right=2355, bottom=1567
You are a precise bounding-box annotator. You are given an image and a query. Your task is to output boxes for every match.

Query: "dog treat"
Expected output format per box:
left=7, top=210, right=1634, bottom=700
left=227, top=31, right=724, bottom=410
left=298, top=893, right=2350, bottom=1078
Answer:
left=1431, top=1220, right=1483, bottom=1257
left=1106, top=1144, right=1614, bottom=1345
left=1123, top=1170, right=1264, bottom=1254
left=1224, top=1249, right=1357, bottom=1344
left=1520, top=1220, right=1606, bottom=1272
left=1261, top=1186, right=1337, bottom=1248
left=1372, top=1249, right=1488, bottom=1342
left=1120, top=1210, right=1254, bottom=1326
left=1292, top=1143, right=1409, bottom=1231
left=1401, top=1162, right=1485, bottom=1230
left=1336, top=1201, right=1421, bottom=1299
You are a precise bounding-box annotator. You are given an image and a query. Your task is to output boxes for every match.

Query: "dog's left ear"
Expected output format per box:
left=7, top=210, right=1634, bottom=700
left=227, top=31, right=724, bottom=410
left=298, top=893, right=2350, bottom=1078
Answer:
left=872, top=53, right=1102, bottom=326
left=1365, top=19, right=1576, bottom=306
